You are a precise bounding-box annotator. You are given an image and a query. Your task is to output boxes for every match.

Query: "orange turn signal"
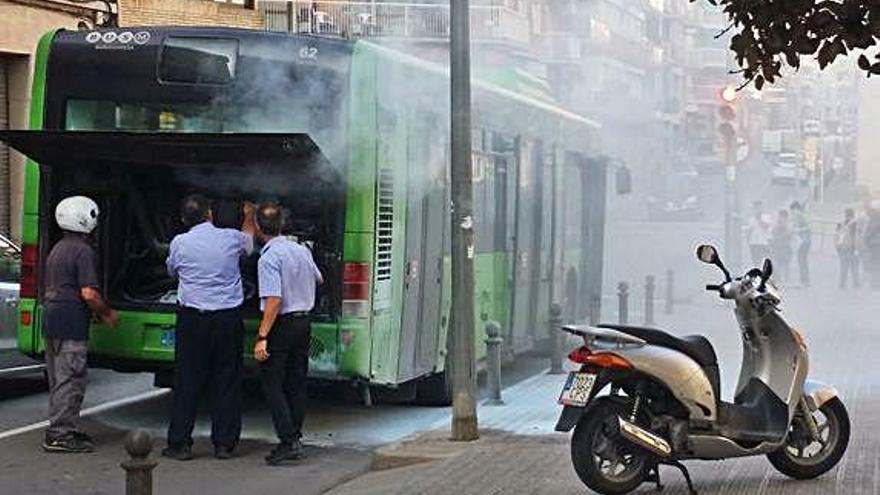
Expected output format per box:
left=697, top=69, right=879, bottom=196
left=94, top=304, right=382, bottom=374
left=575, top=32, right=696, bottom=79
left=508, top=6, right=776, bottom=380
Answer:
left=584, top=351, right=633, bottom=369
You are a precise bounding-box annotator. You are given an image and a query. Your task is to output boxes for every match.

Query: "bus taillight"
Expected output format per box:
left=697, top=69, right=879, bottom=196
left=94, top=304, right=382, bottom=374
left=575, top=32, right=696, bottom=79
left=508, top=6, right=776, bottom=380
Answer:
left=342, top=262, right=370, bottom=318
left=20, top=244, right=38, bottom=299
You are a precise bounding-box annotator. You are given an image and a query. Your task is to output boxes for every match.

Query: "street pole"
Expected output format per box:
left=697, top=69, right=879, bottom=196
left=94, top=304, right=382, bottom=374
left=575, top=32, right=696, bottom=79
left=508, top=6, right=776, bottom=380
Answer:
left=449, top=0, right=478, bottom=441
left=724, top=139, right=741, bottom=271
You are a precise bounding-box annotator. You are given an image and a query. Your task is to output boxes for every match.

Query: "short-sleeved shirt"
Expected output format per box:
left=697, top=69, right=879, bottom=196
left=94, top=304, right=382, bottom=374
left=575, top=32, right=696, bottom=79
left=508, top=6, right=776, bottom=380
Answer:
left=166, top=222, right=253, bottom=311
left=258, top=236, right=322, bottom=314
left=43, top=233, right=100, bottom=341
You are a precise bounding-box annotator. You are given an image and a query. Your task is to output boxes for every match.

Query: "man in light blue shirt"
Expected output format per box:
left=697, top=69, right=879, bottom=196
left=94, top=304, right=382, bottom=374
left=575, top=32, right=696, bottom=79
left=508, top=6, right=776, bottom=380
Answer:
left=252, top=203, right=322, bottom=465
left=162, top=194, right=255, bottom=461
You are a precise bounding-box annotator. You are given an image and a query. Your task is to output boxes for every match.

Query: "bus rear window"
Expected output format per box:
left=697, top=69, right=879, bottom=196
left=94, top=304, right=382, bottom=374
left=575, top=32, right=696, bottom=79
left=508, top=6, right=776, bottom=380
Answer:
left=159, top=37, right=238, bottom=85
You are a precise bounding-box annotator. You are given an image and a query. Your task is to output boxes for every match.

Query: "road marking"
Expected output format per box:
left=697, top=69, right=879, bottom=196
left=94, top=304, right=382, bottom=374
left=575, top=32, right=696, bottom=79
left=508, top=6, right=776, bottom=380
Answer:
left=0, top=364, right=45, bottom=377
left=0, top=388, right=169, bottom=441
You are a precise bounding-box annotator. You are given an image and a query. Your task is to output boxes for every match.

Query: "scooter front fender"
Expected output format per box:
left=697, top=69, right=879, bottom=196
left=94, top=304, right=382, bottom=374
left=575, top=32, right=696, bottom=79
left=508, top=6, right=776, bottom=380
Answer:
left=803, top=379, right=840, bottom=411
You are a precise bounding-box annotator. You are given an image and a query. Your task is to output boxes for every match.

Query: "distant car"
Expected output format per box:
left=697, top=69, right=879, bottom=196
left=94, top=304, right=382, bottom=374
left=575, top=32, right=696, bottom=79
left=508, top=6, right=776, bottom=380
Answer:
left=646, top=195, right=702, bottom=221
left=0, top=233, right=44, bottom=378
left=0, top=233, right=21, bottom=351
left=771, top=153, right=808, bottom=184
left=646, top=165, right=702, bottom=221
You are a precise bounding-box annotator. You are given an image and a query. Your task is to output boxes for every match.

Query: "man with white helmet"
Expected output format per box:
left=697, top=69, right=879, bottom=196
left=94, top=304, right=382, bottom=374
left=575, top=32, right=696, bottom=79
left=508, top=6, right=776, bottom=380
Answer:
left=42, top=195, right=118, bottom=453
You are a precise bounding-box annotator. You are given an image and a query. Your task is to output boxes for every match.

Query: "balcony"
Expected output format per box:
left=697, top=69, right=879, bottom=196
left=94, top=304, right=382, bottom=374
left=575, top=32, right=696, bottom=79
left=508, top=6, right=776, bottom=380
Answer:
left=260, top=1, right=531, bottom=47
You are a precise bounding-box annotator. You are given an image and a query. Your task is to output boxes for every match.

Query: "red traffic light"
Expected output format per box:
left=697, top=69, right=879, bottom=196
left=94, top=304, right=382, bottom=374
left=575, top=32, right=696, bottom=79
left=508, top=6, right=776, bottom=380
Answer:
left=720, top=85, right=737, bottom=103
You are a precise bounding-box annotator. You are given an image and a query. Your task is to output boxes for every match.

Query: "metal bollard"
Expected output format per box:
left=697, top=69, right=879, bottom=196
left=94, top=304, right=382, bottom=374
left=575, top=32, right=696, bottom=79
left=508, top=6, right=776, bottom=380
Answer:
left=548, top=303, right=564, bottom=375
left=618, top=282, right=629, bottom=325
left=484, top=321, right=504, bottom=406
left=665, top=269, right=674, bottom=315
left=121, top=429, right=157, bottom=495
left=644, top=275, right=656, bottom=326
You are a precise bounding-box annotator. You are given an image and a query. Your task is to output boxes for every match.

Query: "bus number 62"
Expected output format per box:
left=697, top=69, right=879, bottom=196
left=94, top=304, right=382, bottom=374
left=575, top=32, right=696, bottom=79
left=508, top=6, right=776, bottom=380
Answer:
left=299, top=46, right=318, bottom=59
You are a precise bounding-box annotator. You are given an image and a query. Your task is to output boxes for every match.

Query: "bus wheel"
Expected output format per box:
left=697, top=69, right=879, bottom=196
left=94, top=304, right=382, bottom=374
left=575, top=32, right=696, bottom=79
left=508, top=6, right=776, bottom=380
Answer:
left=416, top=371, right=452, bottom=406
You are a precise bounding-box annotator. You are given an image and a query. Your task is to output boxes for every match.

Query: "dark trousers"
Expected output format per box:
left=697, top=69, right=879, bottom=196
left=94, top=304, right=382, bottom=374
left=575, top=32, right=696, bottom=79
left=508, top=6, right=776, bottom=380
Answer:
left=260, top=314, right=311, bottom=445
left=167, top=306, right=244, bottom=449
left=797, top=239, right=811, bottom=285
left=749, top=244, right=769, bottom=266
left=839, top=250, right=860, bottom=289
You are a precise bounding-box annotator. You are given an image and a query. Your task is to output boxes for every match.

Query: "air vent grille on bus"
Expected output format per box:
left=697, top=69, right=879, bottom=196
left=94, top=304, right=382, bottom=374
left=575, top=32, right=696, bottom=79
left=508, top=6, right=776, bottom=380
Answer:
left=309, top=335, right=325, bottom=360
left=376, top=168, right=394, bottom=281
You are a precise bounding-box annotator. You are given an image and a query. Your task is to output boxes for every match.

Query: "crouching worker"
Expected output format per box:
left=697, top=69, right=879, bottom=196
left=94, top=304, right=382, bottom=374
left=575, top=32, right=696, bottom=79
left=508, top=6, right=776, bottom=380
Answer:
left=252, top=203, right=323, bottom=465
left=43, top=196, right=119, bottom=453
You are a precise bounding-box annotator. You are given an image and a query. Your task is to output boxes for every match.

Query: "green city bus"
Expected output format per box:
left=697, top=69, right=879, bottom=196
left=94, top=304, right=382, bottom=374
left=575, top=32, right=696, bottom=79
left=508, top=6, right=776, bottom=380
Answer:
left=1, top=27, right=607, bottom=403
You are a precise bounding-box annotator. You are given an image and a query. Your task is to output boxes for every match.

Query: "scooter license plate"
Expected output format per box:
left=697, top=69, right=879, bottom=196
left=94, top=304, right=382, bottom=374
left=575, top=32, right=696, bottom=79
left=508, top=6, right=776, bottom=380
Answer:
left=558, top=372, right=597, bottom=407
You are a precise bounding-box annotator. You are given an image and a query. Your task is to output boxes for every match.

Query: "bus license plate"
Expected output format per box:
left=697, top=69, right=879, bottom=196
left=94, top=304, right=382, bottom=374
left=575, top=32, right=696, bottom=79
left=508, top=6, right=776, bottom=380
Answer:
left=160, top=329, right=175, bottom=348
left=558, top=372, right=597, bottom=407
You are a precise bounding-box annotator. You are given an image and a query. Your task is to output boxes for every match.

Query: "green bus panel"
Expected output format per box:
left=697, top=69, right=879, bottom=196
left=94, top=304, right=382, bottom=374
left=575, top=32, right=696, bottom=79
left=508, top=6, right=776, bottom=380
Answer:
left=14, top=29, right=605, bottom=390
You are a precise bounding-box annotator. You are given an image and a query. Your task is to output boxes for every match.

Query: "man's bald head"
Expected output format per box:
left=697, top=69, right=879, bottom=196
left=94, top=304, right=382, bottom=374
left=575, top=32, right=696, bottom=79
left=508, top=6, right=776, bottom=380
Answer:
left=256, top=203, right=284, bottom=237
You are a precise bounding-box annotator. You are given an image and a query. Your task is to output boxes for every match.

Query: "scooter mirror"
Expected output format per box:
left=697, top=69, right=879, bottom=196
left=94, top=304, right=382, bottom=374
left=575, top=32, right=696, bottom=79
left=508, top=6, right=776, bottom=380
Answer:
left=762, top=258, right=773, bottom=279
left=696, top=245, right=718, bottom=264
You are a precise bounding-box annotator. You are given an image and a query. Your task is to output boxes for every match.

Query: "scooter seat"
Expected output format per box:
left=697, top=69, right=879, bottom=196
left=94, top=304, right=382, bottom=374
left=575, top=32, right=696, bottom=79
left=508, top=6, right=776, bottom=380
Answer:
left=597, top=325, right=718, bottom=367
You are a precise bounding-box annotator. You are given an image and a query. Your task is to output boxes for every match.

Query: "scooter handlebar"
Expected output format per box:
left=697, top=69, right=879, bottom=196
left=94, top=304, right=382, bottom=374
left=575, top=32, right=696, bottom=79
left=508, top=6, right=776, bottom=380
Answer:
left=705, top=284, right=722, bottom=292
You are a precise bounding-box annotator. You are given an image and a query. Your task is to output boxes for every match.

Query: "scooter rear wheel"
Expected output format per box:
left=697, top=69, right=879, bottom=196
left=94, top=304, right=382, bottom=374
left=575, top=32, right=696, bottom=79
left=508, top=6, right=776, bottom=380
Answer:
left=571, top=398, right=649, bottom=495
left=767, top=397, right=850, bottom=480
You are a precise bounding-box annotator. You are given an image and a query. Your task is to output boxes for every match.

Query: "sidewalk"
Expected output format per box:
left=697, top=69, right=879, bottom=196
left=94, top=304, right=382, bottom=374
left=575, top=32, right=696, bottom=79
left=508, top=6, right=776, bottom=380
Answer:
left=326, top=370, right=876, bottom=495
left=325, top=286, right=880, bottom=495
left=0, top=416, right=373, bottom=495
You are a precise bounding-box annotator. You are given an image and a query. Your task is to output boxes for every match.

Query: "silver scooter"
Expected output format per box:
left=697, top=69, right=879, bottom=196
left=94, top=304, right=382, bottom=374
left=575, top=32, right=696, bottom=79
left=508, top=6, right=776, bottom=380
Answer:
left=555, top=245, right=849, bottom=495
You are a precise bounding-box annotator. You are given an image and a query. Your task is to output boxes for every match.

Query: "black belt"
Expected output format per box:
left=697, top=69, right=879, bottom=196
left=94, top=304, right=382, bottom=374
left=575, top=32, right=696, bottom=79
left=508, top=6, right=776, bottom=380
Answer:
left=180, top=305, right=240, bottom=315
left=279, top=311, right=310, bottom=319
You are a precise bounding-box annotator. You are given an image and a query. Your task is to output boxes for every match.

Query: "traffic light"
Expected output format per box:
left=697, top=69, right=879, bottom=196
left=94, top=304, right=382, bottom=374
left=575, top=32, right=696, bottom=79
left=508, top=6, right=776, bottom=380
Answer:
left=717, top=85, right=737, bottom=146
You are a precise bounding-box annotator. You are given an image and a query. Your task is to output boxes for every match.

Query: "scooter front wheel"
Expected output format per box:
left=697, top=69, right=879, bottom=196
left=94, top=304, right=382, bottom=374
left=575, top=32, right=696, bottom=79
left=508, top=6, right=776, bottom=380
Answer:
left=571, top=398, right=649, bottom=495
left=767, top=397, right=850, bottom=480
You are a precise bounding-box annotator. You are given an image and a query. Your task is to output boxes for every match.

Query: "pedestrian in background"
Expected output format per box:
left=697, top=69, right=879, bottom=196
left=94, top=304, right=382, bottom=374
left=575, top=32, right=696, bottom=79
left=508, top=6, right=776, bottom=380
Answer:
left=790, top=201, right=812, bottom=287
left=856, top=199, right=873, bottom=279
left=252, top=203, right=323, bottom=466
left=746, top=201, right=771, bottom=266
left=863, top=201, right=880, bottom=290
left=42, top=196, right=118, bottom=453
left=771, top=209, right=793, bottom=284
left=836, top=208, right=860, bottom=289
left=162, top=195, right=255, bottom=461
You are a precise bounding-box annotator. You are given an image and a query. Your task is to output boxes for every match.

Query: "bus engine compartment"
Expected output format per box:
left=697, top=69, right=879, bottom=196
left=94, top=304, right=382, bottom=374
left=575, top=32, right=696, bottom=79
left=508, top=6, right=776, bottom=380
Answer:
left=9, top=132, right=346, bottom=317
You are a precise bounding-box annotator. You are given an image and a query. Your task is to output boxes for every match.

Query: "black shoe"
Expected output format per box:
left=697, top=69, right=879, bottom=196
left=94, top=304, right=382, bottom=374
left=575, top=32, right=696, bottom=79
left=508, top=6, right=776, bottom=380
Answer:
left=265, top=441, right=304, bottom=466
left=161, top=444, right=194, bottom=461
left=214, top=445, right=236, bottom=460
left=42, top=433, right=94, bottom=454
left=71, top=431, right=95, bottom=447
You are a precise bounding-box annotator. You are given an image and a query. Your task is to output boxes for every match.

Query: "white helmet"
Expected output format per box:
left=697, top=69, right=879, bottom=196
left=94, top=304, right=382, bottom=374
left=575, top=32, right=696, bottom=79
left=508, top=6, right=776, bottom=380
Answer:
left=55, top=196, right=100, bottom=234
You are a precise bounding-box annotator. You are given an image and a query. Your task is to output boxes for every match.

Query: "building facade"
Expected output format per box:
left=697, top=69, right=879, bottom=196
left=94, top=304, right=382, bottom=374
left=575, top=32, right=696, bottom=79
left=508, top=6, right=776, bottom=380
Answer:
left=0, top=0, right=116, bottom=241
